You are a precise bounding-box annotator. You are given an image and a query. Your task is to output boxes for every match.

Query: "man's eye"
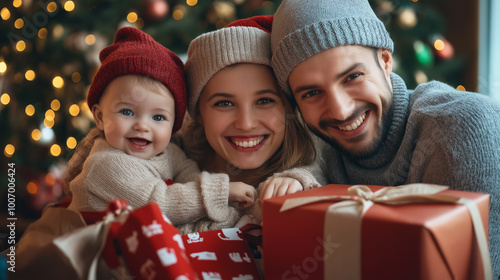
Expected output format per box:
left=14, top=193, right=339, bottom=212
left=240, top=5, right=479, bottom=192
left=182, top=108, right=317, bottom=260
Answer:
left=120, top=109, right=133, bottom=116
left=302, top=90, right=320, bottom=99
left=346, top=73, right=362, bottom=82
left=214, top=100, right=232, bottom=107
left=153, top=115, right=166, bottom=121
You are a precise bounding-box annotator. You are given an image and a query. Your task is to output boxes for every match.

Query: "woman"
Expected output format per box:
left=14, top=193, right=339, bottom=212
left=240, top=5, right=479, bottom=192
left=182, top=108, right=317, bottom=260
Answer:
left=181, top=15, right=320, bottom=207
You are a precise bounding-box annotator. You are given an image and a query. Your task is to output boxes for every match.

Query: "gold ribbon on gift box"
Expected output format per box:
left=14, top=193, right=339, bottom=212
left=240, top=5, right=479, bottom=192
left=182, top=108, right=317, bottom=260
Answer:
left=280, top=183, right=492, bottom=280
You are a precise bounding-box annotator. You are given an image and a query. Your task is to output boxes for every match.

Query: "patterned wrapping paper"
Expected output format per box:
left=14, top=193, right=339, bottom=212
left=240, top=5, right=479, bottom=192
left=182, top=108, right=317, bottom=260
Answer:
left=105, top=201, right=262, bottom=280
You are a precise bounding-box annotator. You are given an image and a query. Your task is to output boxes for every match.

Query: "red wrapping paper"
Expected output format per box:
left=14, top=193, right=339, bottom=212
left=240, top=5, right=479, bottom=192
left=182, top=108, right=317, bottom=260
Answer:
left=263, top=184, right=490, bottom=280
left=111, top=203, right=197, bottom=280
left=182, top=227, right=262, bottom=280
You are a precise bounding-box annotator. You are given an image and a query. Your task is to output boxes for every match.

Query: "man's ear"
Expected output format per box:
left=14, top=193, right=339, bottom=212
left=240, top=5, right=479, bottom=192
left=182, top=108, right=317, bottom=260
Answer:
left=379, top=49, right=393, bottom=79
left=91, top=104, right=105, bottom=130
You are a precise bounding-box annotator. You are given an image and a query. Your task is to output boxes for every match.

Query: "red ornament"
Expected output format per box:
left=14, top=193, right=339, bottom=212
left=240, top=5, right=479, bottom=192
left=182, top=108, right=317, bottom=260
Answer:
left=144, top=0, right=169, bottom=21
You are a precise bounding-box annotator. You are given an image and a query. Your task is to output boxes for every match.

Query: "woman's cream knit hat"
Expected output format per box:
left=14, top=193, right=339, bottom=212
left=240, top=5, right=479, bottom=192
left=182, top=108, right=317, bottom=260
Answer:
left=184, top=15, right=273, bottom=116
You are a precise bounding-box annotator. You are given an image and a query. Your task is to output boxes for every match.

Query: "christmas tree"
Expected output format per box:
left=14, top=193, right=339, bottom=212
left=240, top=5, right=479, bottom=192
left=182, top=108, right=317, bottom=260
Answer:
left=370, top=0, right=466, bottom=89
left=0, top=0, right=467, bottom=218
left=0, top=0, right=281, bottom=219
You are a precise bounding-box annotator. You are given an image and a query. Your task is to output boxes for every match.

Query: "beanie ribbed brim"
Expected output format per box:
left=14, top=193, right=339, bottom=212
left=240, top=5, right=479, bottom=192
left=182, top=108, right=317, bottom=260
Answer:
left=185, top=26, right=271, bottom=116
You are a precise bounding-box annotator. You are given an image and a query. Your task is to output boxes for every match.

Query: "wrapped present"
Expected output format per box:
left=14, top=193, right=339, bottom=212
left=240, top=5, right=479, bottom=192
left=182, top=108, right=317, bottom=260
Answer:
left=182, top=225, right=263, bottom=280
left=107, top=202, right=197, bottom=280
left=263, top=184, right=492, bottom=280
left=7, top=199, right=128, bottom=280
left=105, top=201, right=262, bottom=280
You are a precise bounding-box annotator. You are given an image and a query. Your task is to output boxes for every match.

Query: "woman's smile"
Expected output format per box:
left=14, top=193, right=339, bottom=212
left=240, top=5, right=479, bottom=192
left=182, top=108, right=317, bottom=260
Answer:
left=226, top=135, right=268, bottom=152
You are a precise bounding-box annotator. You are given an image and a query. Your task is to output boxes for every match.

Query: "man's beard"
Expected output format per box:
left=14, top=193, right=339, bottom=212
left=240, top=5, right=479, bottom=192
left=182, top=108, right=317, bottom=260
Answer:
left=308, top=86, right=393, bottom=160
left=308, top=106, right=392, bottom=160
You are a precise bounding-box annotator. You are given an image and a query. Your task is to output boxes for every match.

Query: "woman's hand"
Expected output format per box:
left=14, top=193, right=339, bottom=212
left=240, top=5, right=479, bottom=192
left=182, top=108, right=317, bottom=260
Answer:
left=259, top=177, right=303, bottom=201
left=229, top=182, right=257, bottom=208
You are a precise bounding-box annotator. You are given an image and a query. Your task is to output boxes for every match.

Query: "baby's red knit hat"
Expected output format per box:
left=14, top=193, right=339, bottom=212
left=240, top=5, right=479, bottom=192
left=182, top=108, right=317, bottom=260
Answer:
left=87, top=27, right=186, bottom=133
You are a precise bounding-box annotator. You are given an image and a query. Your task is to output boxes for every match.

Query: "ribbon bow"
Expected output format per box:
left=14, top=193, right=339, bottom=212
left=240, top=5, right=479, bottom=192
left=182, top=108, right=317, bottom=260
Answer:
left=280, top=184, right=492, bottom=280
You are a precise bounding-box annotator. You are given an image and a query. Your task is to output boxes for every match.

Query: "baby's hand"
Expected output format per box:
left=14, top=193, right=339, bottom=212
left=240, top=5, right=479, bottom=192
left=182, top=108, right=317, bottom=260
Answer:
left=229, top=182, right=257, bottom=208
left=259, top=177, right=303, bottom=201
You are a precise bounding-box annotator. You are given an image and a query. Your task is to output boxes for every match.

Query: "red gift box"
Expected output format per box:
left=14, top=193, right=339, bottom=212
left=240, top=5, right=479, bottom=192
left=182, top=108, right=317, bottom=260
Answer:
left=263, top=184, right=491, bottom=280
left=182, top=226, right=263, bottom=280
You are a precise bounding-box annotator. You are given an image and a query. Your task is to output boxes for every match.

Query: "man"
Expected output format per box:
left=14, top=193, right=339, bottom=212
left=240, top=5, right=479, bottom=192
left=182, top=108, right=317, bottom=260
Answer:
left=271, top=0, right=500, bottom=277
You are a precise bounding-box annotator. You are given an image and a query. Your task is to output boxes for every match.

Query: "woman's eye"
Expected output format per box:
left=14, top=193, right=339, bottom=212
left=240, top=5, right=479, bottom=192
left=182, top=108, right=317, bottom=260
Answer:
left=120, top=109, right=133, bottom=116
left=257, top=97, right=275, bottom=105
left=214, top=100, right=232, bottom=107
left=153, top=115, right=166, bottom=121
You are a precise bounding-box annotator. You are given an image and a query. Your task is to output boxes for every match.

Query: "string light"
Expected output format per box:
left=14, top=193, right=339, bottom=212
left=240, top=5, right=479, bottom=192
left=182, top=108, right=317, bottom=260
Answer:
left=414, top=70, right=428, bottom=84
left=127, top=12, right=138, bottom=23
left=134, top=18, right=144, bottom=29
left=53, top=24, right=64, bottom=38
left=39, top=125, right=55, bottom=144
left=51, top=99, right=61, bottom=111
left=262, top=1, right=273, bottom=8
left=16, top=40, right=26, bottom=52
left=0, top=61, right=6, bottom=73
left=432, top=36, right=454, bottom=60
left=4, top=144, right=15, bottom=157
left=50, top=144, right=62, bottom=157
left=25, top=104, right=35, bottom=116
left=71, top=72, right=81, bottom=83
left=44, top=118, right=55, bottom=128
left=38, top=28, right=48, bottom=39
left=80, top=101, right=92, bottom=118
left=14, top=18, right=24, bottom=29
left=45, top=109, right=55, bottom=121
left=45, top=173, right=56, bottom=186
left=413, top=40, right=433, bottom=66
left=1, top=93, right=10, bottom=105
left=398, top=8, right=417, bottom=28
left=67, top=137, right=77, bottom=149
left=13, top=0, right=23, bottom=8
left=187, top=0, right=198, bottom=6
left=25, top=69, right=35, bottom=80
left=64, top=1, right=75, bottom=12
left=434, top=39, right=445, bottom=51
left=69, top=104, right=80, bottom=116
left=457, top=85, right=466, bottom=91
left=52, top=76, right=64, bottom=88
left=0, top=8, right=10, bottom=20
left=47, top=2, right=58, bottom=13
left=27, top=181, right=38, bottom=195
left=85, top=34, right=96, bottom=45
left=172, top=5, right=185, bottom=20
left=32, top=129, right=42, bottom=141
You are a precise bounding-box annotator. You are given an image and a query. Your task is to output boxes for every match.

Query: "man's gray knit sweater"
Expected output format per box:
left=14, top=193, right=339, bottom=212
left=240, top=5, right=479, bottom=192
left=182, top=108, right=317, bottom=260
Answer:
left=314, top=73, right=500, bottom=276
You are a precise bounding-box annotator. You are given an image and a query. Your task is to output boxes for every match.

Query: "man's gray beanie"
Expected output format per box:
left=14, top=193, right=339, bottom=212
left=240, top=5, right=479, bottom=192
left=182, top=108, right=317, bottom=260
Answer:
left=271, top=0, right=394, bottom=96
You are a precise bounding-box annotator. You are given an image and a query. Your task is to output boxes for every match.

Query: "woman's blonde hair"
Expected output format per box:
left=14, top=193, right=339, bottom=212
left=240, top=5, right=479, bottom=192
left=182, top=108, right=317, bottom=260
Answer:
left=182, top=81, right=316, bottom=187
